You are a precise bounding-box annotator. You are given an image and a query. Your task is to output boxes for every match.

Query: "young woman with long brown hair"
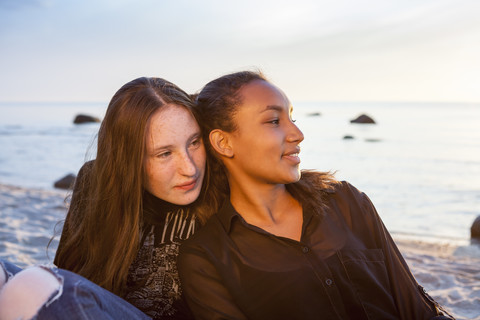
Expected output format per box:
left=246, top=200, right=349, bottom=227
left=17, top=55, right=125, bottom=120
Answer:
left=177, top=71, right=453, bottom=319
left=0, top=76, right=213, bottom=319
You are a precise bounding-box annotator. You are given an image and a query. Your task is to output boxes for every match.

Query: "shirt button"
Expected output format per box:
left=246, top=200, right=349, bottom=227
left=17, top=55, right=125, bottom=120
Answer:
left=325, top=278, right=333, bottom=286
left=302, top=246, right=309, bottom=253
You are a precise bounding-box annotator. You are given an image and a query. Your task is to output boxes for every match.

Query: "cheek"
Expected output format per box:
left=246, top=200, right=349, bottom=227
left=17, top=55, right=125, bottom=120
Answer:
left=255, top=135, right=280, bottom=155
left=194, top=146, right=207, bottom=169
left=145, top=161, right=171, bottom=191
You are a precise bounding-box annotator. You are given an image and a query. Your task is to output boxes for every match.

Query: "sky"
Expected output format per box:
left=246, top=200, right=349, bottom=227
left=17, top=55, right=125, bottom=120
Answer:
left=1, top=0, right=479, bottom=103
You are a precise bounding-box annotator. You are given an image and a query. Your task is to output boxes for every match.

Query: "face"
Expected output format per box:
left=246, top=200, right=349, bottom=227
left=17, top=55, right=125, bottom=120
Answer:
left=144, top=104, right=206, bottom=205
left=226, top=80, right=304, bottom=185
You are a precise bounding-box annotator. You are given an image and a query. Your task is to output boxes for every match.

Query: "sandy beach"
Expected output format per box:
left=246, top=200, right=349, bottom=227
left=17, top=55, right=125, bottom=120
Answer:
left=0, top=183, right=479, bottom=319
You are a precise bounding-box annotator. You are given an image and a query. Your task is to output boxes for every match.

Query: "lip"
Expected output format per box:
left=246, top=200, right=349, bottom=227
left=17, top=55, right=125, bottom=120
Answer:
left=175, top=179, right=197, bottom=191
left=282, top=148, right=301, bottom=164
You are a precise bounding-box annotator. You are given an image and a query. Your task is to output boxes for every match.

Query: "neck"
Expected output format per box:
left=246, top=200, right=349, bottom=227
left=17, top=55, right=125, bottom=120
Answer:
left=227, top=174, right=303, bottom=240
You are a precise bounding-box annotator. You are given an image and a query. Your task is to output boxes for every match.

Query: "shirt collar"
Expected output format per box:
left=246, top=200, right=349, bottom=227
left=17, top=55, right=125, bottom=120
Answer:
left=216, top=197, right=315, bottom=234
left=217, top=199, right=240, bottom=233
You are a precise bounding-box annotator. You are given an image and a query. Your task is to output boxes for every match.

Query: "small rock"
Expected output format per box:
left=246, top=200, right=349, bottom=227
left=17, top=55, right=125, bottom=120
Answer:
left=307, top=112, right=321, bottom=117
left=73, top=114, right=100, bottom=124
left=343, top=135, right=355, bottom=140
left=471, top=216, right=480, bottom=239
left=350, top=114, right=376, bottom=124
left=54, top=174, right=76, bottom=190
left=365, top=138, right=381, bottom=142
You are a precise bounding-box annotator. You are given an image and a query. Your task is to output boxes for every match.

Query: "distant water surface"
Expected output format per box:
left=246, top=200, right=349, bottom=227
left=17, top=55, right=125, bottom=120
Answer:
left=0, top=102, right=104, bottom=189
left=0, top=101, right=479, bottom=243
left=297, top=101, right=480, bottom=243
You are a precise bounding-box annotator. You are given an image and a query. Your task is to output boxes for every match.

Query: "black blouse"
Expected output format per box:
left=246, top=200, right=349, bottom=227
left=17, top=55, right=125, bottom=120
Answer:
left=178, top=181, right=452, bottom=320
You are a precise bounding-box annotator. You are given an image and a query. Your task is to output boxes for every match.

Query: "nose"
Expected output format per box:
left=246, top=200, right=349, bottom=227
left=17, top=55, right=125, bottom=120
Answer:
left=287, top=121, right=304, bottom=144
left=178, top=150, right=197, bottom=177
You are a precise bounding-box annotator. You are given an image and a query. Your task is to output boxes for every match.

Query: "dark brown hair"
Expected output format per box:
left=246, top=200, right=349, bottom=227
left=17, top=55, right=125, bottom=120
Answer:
left=54, top=77, right=213, bottom=295
left=196, top=71, right=338, bottom=215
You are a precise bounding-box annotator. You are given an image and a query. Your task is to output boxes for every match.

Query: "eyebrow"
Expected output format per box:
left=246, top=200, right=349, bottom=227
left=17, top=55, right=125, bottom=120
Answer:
left=261, top=105, right=294, bottom=114
left=261, top=105, right=285, bottom=113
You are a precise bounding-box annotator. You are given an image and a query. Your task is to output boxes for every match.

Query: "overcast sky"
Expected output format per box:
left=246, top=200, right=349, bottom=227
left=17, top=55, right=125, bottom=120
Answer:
left=1, top=0, right=479, bottom=103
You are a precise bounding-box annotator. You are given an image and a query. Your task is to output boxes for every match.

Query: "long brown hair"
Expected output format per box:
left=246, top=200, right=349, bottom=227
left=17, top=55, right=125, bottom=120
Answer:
left=195, top=71, right=338, bottom=216
left=54, top=77, right=212, bottom=295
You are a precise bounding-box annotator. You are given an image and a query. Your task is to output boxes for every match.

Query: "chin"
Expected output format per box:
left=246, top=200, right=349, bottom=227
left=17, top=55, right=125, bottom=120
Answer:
left=175, top=191, right=201, bottom=206
left=287, top=169, right=302, bottom=183
left=172, top=197, right=197, bottom=206
left=276, top=174, right=301, bottom=185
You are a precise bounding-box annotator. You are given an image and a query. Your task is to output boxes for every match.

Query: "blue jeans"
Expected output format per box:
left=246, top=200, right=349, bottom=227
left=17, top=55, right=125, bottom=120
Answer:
left=1, top=260, right=151, bottom=320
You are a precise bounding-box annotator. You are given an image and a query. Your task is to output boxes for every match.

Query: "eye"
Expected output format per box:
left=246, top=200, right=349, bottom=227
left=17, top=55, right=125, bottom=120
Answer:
left=189, top=137, right=202, bottom=148
left=157, top=151, right=171, bottom=158
left=267, top=118, right=280, bottom=125
left=291, top=119, right=297, bottom=123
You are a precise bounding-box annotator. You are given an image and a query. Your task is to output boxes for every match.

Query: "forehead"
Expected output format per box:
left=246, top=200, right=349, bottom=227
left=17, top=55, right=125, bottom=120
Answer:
left=146, top=104, right=198, bottom=138
left=238, top=80, right=290, bottom=111
left=150, top=104, right=195, bottom=124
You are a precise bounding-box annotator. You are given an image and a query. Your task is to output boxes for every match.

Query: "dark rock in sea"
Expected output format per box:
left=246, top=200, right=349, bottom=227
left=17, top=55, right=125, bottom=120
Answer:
left=73, top=114, right=100, bottom=124
left=343, top=135, right=355, bottom=140
left=350, top=114, right=376, bottom=124
left=471, top=216, right=480, bottom=239
left=307, top=112, right=321, bottom=117
left=54, top=174, right=76, bottom=190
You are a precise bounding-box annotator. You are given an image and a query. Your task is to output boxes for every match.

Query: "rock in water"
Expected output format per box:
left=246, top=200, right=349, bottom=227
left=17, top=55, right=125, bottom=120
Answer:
left=54, top=174, right=76, bottom=189
left=73, top=114, right=100, bottom=124
left=350, top=114, right=376, bottom=124
left=471, top=216, right=480, bottom=239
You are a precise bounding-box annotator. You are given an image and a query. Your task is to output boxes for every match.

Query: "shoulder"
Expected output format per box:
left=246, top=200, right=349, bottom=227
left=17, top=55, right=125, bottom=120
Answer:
left=180, top=213, right=225, bottom=255
left=329, top=180, right=371, bottom=206
left=77, top=160, right=95, bottom=177
left=177, top=213, right=230, bottom=277
left=72, top=160, right=95, bottom=189
left=325, top=180, right=380, bottom=226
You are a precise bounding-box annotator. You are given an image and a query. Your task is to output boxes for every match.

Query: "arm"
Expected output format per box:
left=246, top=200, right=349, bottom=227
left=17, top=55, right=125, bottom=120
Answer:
left=357, top=188, right=454, bottom=320
left=178, top=244, right=248, bottom=320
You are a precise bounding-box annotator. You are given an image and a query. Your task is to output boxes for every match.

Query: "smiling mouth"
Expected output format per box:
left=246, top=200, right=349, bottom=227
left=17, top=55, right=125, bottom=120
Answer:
left=283, top=151, right=301, bottom=164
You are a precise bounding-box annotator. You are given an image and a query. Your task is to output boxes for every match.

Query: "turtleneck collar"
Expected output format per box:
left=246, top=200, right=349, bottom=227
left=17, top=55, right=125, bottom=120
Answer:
left=142, top=190, right=190, bottom=225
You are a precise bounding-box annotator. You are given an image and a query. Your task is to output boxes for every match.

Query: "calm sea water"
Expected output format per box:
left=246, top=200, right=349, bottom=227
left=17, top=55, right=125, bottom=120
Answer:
left=1, top=101, right=479, bottom=243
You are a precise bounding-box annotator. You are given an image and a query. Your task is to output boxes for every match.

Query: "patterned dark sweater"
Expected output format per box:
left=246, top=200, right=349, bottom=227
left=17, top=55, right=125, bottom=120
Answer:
left=124, top=191, right=197, bottom=320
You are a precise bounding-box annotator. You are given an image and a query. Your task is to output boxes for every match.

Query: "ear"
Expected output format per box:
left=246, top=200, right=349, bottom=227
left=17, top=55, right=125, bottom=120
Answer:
left=209, top=129, right=234, bottom=158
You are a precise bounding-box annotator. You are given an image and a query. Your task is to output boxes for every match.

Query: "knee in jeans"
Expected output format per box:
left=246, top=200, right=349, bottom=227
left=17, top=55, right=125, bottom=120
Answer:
left=0, top=266, right=62, bottom=320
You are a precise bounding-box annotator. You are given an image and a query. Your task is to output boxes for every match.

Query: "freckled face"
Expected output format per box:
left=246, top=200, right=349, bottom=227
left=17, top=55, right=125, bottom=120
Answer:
left=227, top=80, right=304, bottom=185
left=143, top=104, right=206, bottom=205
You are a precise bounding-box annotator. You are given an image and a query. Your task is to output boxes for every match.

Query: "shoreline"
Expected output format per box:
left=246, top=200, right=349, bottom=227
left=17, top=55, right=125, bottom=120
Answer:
left=395, top=238, right=480, bottom=320
left=0, top=183, right=479, bottom=319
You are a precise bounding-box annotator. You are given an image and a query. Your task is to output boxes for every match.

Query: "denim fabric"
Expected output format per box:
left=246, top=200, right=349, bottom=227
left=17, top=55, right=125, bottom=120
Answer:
left=1, top=260, right=22, bottom=278
left=1, top=261, right=151, bottom=320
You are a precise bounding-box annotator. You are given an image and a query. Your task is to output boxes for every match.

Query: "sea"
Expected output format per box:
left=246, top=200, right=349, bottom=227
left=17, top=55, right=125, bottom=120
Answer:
left=1, top=101, right=479, bottom=245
